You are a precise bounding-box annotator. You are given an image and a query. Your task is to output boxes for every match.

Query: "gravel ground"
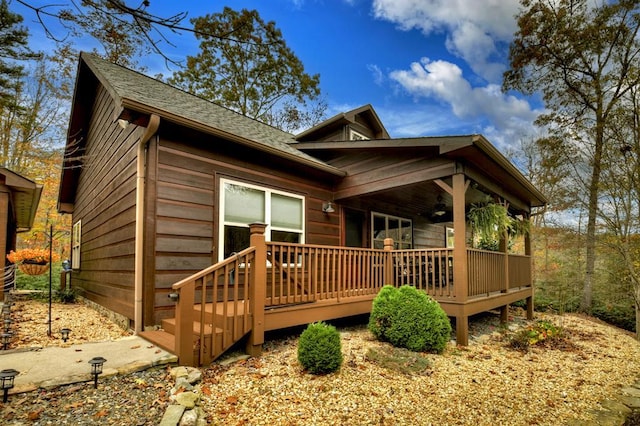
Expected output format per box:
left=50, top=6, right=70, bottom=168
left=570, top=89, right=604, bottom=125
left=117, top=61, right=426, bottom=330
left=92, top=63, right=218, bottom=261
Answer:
left=1, top=298, right=639, bottom=425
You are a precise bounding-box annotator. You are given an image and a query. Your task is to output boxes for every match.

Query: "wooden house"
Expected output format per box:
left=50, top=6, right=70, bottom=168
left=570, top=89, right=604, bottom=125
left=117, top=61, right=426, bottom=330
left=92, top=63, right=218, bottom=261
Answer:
left=0, top=168, right=42, bottom=296
left=58, top=53, right=546, bottom=365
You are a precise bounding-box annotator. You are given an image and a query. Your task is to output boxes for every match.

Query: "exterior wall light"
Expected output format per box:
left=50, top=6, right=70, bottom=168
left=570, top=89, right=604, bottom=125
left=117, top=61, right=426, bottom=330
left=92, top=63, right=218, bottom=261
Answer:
left=88, top=357, right=106, bottom=388
left=322, top=201, right=335, bottom=213
left=168, top=292, right=179, bottom=302
left=0, top=368, right=18, bottom=403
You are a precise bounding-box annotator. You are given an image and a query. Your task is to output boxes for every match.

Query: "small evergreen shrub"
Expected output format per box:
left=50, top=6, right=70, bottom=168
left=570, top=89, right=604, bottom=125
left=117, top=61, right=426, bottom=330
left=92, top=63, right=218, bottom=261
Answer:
left=368, top=285, right=452, bottom=354
left=297, top=322, right=343, bottom=374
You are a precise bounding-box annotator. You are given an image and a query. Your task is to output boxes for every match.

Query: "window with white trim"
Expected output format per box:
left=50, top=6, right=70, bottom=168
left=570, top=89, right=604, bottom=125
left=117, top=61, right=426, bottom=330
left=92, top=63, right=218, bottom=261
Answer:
left=219, top=179, right=304, bottom=260
left=72, top=220, right=81, bottom=269
left=371, top=212, right=412, bottom=249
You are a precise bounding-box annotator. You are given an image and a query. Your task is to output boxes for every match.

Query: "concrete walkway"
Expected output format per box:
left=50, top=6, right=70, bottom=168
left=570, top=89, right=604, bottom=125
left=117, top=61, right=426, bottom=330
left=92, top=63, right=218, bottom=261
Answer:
left=0, top=335, right=178, bottom=395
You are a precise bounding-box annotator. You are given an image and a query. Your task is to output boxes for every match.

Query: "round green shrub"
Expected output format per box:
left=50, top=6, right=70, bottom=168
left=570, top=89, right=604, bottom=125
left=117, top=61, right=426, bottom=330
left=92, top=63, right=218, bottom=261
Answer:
left=297, top=322, right=343, bottom=374
left=368, top=285, right=452, bottom=353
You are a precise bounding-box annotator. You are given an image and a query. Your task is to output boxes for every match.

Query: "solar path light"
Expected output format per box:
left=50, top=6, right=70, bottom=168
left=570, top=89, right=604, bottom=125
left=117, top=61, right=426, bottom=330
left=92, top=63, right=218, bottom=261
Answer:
left=88, top=356, right=106, bottom=389
left=0, top=369, right=18, bottom=403
left=60, top=328, right=71, bottom=342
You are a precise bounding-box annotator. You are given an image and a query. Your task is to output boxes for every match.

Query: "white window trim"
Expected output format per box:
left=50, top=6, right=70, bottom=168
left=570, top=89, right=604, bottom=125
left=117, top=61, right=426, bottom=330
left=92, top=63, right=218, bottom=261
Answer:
left=72, top=220, right=81, bottom=269
left=218, top=178, right=305, bottom=261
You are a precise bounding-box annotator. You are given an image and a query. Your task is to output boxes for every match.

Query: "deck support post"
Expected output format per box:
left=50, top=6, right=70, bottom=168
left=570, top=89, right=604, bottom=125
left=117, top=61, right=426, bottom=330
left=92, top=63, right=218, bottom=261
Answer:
left=524, top=217, right=534, bottom=320
left=500, top=305, right=509, bottom=323
left=383, top=238, right=394, bottom=285
left=456, top=315, right=468, bottom=346
left=247, top=223, right=267, bottom=357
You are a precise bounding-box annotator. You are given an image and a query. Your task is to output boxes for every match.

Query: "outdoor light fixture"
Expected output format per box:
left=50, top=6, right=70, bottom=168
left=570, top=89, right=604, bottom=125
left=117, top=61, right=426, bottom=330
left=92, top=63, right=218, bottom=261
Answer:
left=3, top=318, right=11, bottom=333
left=322, top=201, right=335, bottom=213
left=168, top=292, right=179, bottom=302
left=60, top=328, right=71, bottom=342
left=433, top=195, right=447, bottom=217
left=0, top=368, right=18, bottom=403
left=1, top=332, right=11, bottom=350
left=88, top=356, right=106, bottom=389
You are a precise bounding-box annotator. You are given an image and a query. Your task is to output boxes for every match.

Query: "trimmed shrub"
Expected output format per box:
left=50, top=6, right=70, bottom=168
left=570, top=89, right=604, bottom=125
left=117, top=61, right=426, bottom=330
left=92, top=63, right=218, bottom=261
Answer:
left=369, top=285, right=451, bottom=353
left=297, top=322, right=343, bottom=374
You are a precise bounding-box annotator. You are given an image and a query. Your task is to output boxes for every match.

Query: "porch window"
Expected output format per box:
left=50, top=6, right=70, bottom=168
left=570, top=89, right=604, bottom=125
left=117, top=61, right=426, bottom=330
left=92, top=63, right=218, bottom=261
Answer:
left=71, top=220, right=81, bottom=269
left=219, top=179, right=304, bottom=260
left=371, top=212, right=412, bottom=249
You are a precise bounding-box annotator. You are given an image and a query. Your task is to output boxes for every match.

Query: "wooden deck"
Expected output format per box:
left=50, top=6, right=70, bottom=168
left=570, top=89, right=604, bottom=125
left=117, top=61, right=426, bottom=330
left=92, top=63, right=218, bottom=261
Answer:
left=143, top=224, right=533, bottom=366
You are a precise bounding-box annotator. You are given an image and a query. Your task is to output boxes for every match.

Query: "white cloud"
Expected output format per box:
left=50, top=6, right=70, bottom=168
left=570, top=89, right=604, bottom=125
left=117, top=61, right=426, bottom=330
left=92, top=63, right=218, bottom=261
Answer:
left=372, top=0, right=520, bottom=82
left=367, top=64, right=385, bottom=85
left=389, top=58, right=543, bottom=149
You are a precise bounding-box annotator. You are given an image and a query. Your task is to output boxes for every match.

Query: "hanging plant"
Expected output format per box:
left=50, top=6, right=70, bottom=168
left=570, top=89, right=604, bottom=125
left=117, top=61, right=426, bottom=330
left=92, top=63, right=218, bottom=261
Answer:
left=6, top=248, right=59, bottom=265
left=467, top=199, right=512, bottom=247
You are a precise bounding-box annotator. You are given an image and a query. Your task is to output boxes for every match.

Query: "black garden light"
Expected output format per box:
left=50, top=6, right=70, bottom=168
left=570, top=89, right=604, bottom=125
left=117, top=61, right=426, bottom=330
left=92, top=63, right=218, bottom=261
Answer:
left=0, top=368, right=18, bottom=403
left=60, top=328, right=71, bottom=342
left=88, top=356, right=106, bottom=388
left=3, top=318, right=11, bottom=333
left=1, top=332, right=11, bottom=350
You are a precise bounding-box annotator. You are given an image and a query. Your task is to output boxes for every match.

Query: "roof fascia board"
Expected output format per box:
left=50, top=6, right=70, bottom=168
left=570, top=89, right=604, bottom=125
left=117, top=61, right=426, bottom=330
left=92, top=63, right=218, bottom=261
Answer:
left=296, top=136, right=474, bottom=150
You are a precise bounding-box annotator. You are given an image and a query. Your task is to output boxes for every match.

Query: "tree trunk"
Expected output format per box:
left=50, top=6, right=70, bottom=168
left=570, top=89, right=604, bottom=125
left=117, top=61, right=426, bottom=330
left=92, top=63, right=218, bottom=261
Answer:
left=581, top=121, right=605, bottom=313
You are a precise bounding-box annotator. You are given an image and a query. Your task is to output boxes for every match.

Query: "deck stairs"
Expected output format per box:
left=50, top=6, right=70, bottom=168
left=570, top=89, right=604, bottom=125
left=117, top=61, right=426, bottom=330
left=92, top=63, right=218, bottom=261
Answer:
left=139, top=301, right=252, bottom=365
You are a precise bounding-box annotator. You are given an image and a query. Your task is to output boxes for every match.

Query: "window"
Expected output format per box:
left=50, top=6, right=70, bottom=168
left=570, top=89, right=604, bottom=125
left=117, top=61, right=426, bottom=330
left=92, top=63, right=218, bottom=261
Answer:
left=219, top=179, right=304, bottom=260
left=349, top=129, right=369, bottom=140
left=371, top=212, right=412, bottom=249
left=72, top=220, right=81, bottom=269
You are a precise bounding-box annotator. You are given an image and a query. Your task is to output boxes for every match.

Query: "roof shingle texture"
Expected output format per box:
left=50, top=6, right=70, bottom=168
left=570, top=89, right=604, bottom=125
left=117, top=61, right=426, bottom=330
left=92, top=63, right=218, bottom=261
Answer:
left=82, top=53, right=331, bottom=168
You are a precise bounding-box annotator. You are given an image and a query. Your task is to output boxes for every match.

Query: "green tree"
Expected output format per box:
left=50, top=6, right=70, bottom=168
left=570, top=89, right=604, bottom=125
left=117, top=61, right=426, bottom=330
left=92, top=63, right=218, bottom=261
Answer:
left=169, top=7, right=322, bottom=126
left=0, top=0, right=39, bottom=105
left=504, top=0, right=640, bottom=312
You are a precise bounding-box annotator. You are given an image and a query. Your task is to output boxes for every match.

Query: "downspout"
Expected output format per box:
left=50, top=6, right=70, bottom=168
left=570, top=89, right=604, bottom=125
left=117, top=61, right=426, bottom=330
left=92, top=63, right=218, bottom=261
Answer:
left=135, top=114, right=160, bottom=333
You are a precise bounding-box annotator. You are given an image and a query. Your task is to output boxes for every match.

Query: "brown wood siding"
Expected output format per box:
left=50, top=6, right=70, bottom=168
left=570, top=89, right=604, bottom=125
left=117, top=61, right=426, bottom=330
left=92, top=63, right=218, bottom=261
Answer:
left=71, top=84, right=139, bottom=324
left=151, top=131, right=339, bottom=323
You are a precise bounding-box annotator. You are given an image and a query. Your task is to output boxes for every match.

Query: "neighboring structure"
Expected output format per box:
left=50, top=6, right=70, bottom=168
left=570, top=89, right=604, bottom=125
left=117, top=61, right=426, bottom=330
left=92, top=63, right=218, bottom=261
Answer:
left=58, top=53, right=546, bottom=363
left=0, top=168, right=43, bottom=296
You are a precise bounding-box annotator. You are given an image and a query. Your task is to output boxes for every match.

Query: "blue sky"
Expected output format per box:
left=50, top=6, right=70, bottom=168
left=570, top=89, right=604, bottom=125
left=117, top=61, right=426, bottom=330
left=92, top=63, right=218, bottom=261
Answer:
left=18, top=0, right=545, bottom=151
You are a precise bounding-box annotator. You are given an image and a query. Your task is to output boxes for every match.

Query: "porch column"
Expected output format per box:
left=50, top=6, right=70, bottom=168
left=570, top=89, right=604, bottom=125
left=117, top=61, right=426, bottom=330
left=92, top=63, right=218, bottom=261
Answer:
left=246, top=223, right=267, bottom=357
left=499, top=228, right=509, bottom=324
left=524, top=216, right=534, bottom=320
left=452, top=173, right=469, bottom=345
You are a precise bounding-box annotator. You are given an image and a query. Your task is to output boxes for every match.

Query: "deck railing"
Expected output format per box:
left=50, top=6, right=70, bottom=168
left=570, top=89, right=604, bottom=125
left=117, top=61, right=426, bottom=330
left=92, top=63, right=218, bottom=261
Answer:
left=392, top=249, right=455, bottom=298
left=266, top=242, right=387, bottom=306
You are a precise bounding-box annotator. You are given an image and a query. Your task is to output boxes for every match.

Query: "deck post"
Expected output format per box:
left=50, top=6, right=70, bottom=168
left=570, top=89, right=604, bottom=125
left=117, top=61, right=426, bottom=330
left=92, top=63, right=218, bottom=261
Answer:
left=383, top=238, right=394, bottom=285
left=524, top=220, right=534, bottom=320
left=175, top=282, right=195, bottom=366
left=452, top=173, right=468, bottom=302
left=456, top=315, right=468, bottom=346
left=247, top=223, right=267, bottom=357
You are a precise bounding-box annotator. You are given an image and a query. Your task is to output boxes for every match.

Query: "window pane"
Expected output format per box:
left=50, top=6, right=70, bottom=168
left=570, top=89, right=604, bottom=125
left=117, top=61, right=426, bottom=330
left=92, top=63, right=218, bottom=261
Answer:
left=373, top=215, right=386, bottom=239
left=224, top=225, right=250, bottom=258
left=271, top=194, right=302, bottom=229
left=225, top=183, right=264, bottom=224
left=271, top=230, right=301, bottom=243
left=401, top=221, right=412, bottom=243
left=388, top=218, right=399, bottom=241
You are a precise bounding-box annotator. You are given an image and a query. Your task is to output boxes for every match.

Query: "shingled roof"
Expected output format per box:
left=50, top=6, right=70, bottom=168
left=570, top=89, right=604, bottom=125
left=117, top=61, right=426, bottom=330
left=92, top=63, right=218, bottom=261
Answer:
left=78, top=53, right=342, bottom=175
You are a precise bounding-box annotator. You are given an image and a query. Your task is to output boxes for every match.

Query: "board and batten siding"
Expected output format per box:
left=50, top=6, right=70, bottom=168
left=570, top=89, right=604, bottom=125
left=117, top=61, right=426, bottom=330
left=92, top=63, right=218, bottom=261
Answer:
left=71, top=85, right=140, bottom=324
left=151, top=134, right=339, bottom=323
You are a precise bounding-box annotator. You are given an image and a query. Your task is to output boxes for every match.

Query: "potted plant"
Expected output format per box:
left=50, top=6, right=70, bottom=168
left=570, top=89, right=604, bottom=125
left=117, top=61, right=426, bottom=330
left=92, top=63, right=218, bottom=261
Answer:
left=6, top=248, right=60, bottom=275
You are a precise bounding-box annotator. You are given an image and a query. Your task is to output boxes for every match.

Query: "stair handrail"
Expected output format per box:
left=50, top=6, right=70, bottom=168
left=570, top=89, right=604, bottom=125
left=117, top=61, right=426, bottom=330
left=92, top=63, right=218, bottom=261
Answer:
left=170, top=246, right=257, bottom=366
